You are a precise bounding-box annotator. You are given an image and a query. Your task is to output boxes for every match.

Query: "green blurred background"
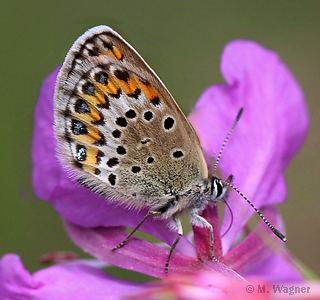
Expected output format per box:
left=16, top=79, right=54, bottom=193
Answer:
left=1, top=1, right=319, bottom=280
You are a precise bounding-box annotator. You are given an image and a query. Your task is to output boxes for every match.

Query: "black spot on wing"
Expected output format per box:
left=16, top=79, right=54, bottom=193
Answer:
left=144, top=111, right=153, bottom=121
left=114, top=69, right=129, bottom=82
left=116, top=117, right=127, bottom=127
left=108, top=173, right=116, bottom=186
left=112, top=130, right=121, bottom=138
left=164, top=117, right=175, bottom=130
left=116, top=146, right=126, bottom=155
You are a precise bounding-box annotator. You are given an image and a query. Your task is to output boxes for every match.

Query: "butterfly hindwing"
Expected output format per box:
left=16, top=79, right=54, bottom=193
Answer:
left=54, top=26, right=208, bottom=209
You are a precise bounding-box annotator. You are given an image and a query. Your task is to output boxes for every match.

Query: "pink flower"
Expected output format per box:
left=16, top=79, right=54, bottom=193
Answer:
left=0, top=40, right=311, bottom=299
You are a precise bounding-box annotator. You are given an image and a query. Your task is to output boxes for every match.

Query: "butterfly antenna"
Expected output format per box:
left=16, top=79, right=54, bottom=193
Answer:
left=224, top=181, right=287, bottom=242
left=221, top=199, right=234, bottom=238
left=212, top=107, right=244, bottom=174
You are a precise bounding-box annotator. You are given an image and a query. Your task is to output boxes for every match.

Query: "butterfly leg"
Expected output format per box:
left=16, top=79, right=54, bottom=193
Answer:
left=165, top=214, right=183, bottom=274
left=112, top=211, right=160, bottom=251
left=190, top=212, right=219, bottom=262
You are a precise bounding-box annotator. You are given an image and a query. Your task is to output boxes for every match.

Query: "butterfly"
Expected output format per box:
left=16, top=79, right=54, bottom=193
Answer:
left=54, top=26, right=286, bottom=273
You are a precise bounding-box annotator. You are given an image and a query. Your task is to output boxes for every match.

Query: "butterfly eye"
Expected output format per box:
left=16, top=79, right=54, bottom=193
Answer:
left=212, top=178, right=226, bottom=199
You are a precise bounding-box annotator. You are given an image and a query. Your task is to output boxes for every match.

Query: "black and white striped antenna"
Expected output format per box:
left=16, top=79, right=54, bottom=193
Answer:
left=214, top=107, right=286, bottom=242
left=224, top=180, right=286, bottom=242
left=212, top=108, right=244, bottom=175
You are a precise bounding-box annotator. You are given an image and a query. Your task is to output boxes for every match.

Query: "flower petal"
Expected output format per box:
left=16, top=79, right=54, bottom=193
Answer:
left=222, top=206, right=302, bottom=281
left=126, top=271, right=253, bottom=300
left=63, top=219, right=244, bottom=281
left=0, top=254, right=149, bottom=299
left=0, top=254, right=34, bottom=299
left=188, top=40, right=309, bottom=252
left=245, top=251, right=305, bottom=283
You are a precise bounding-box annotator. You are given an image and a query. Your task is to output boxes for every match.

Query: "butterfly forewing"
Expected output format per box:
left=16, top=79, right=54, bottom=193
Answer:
left=54, top=26, right=208, bottom=209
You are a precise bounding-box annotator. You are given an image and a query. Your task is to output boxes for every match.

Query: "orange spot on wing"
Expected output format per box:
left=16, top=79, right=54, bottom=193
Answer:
left=72, top=134, right=95, bottom=146
left=83, top=165, right=96, bottom=174
left=84, top=147, right=100, bottom=165
left=72, top=121, right=103, bottom=145
left=86, top=125, right=102, bottom=142
left=137, top=79, right=159, bottom=102
left=75, top=102, right=102, bottom=123
left=104, top=47, right=123, bottom=61
left=80, top=86, right=105, bottom=106
left=96, top=78, right=120, bottom=96
left=112, top=46, right=123, bottom=60
left=114, top=75, right=139, bottom=96
left=93, top=90, right=108, bottom=107
left=80, top=81, right=112, bottom=109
